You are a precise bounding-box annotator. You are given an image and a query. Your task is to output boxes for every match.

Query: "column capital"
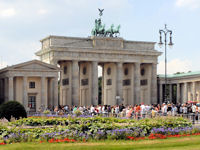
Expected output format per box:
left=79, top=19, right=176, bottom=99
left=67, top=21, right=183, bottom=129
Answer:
left=134, top=62, right=141, bottom=65
left=72, top=60, right=79, bottom=63
left=116, top=62, right=123, bottom=66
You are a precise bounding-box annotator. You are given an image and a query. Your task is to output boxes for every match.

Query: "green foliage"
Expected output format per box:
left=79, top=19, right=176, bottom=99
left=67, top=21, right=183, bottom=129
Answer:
left=43, top=110, right=50, bottom=115
left=74, top=110, right=82, bottom=117
left=0, top=116, right=195, bottom=143
left=10, top=116, right=191, bottom=129
left=0, top=101, right=27, bottom=121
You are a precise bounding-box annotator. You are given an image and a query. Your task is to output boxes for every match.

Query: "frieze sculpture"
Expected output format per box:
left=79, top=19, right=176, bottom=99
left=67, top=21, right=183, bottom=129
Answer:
left=91, top=9, right=120, bottom=37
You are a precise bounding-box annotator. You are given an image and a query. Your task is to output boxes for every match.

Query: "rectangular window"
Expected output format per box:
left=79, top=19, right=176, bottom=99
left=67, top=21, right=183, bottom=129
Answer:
left=107, top=79, right=112, bottom=85
left=81, top=79, right=88, bottom=86
left=28, top=96, right=36, bottom=111
left=123, top=79, right=131, bottom=86
left=141, top=79, right=148, bottom=86
left=62, top=78, right=69, bottom=85
left=29, top=82, right=35, bottom=88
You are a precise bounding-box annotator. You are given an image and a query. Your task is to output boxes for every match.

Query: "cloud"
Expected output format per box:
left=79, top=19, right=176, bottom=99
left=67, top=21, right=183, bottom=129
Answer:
left=37, top=9, right=48, bottom=15
left=0, top=8, right=16, bottom=18
left=175, top=0, right=200, bottom=10
left=158, top=59, right=192, bottom=74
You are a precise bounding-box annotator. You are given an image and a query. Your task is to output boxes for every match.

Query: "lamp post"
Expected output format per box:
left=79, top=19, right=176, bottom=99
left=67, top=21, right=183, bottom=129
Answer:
left=158, top=24, right=174, bottom=103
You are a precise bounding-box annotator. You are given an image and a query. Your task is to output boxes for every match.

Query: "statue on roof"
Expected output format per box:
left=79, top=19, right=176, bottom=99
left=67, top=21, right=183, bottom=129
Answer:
left=98, top=8, right=104, bottom=17
left=91, top=9, right=120, bottom=37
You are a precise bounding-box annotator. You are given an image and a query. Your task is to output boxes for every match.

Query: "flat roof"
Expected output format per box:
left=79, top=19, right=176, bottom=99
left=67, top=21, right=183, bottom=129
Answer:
left=158, top=71, right=200, bottom=78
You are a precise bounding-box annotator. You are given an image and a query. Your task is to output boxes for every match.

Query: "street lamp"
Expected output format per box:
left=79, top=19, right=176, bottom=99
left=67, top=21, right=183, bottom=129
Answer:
left=158, top=24, right=174, bottom=103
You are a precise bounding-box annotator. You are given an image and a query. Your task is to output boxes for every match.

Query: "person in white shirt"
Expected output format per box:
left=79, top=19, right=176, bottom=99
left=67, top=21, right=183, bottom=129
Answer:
left=115, top=105, right=119, bottom=117
left=192, top=104, right=196, bottom=113
left=90, top=105, right=95, bottom=116
left=98, top=105, right=102, bottom=115
left=140, top=103, right=146, bottom=118
left=162, top=103, right=167, bottom=116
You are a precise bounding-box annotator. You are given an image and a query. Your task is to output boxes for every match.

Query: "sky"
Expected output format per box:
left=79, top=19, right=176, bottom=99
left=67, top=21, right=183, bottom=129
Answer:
left=0, top=0, right=200, bottom=75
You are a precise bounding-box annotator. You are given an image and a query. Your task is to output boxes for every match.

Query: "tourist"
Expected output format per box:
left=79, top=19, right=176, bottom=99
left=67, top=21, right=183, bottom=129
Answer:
left=140, top=103, right=146, bottom=118
left=162, top=103, right=167, bottom=116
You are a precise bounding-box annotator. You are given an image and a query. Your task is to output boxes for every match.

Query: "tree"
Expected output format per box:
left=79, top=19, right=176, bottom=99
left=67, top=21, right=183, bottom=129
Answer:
left=0, top=101, right=27, bottom=121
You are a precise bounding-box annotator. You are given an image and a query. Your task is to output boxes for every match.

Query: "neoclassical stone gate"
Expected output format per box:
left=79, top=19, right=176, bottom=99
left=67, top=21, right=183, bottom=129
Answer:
left=36, top=36, right=161, bottom=106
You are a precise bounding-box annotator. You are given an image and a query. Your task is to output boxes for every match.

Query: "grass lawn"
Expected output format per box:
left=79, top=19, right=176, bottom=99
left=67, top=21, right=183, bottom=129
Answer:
left=1, top=135, right=200, bottom=150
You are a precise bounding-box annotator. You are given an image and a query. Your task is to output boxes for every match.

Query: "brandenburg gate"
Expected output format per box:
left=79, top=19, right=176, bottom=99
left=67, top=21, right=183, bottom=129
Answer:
left=36, top=35, right=161, bottom=106
left=35, top=10, right=161, bottom=106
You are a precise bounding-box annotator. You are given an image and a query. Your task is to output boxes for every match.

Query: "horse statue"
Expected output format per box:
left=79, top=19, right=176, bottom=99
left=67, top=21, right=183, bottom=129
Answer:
left=113, top=25, right=121, bottom=37
left=91, top=8, right=121, bottom=37
left=104, top=24, right=114, bottom=37
left=91, top=19, right=105, bottom=36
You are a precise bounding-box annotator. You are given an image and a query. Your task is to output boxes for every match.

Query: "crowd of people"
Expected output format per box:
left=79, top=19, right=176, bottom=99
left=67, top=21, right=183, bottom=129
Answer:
left=51, top=102, right=200, bottom=119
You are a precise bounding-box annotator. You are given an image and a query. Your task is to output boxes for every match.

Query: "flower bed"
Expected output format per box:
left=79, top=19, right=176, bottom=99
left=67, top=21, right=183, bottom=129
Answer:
left=0, top=116, right=195, bottom=144
left=127, top=132, right=200, bottom=141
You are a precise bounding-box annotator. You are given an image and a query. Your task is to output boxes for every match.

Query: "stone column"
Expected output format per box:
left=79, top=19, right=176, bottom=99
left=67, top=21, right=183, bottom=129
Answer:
left=102, top=64, right=104, bottom=105
left=116, top=62, right=123, bottom=105
left=49, top=78, right=54, bottom=109
left=183, top=82, right=188, bottom=103
left=4, top=78, right=8, bottom=102
left=8, top=76, right=14, bottom=101
left=72, top=60, right=79, bottom=106
left=41, top=77, right=45, bottom=108
left=151, top=63, right=157, bottom=104
left=23, top=76, right=28, bottom=110
left=176, top=83, right=180, bottom=103
left=169, top=84, right=173, bottom=102
left=53, top=77, right=58, bottom=107
left=0, top=79, right=3, bottom=101
left=134, top=62, right=140, bottom=105
left=159, top=83, right=163, bottom=104
left=92, top=61, right=98, bottom=105
left=192, top=82, right=196, bottom=101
